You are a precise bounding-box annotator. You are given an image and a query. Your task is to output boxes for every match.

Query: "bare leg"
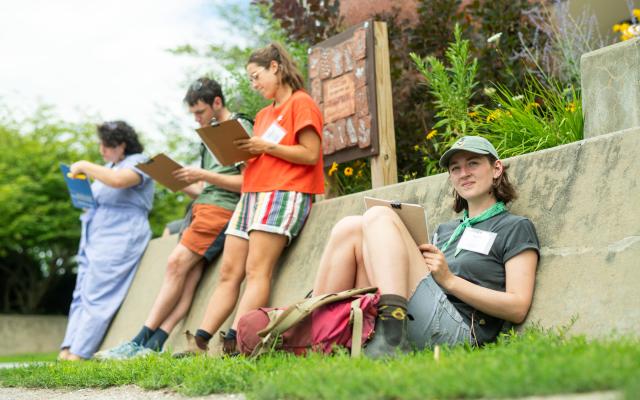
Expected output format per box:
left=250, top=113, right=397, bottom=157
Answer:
left=158, top=261, right=204, bottom=334
left=144, top=244, right=203, bottom=329
left=312, top=216, right=370, bottom=296
left=361, top=206, right=429, bottom=298
left=230, top=231, right=288, bottom=329
left=198, top=235, right=249, bottom=334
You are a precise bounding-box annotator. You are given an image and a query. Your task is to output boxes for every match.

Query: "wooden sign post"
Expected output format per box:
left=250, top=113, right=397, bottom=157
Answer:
left=370, top=21, right=397, bottom=188
left=309, top=20, right=397, bottom=193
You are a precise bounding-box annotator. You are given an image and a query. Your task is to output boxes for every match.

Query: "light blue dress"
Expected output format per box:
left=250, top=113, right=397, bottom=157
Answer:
left=61, top=153, right=154, bottom=359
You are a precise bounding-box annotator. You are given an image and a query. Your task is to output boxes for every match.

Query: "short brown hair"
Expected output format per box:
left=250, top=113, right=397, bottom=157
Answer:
left=452, top=155, right=517, bottom=213
left=247, top=42, right=305, bottom=92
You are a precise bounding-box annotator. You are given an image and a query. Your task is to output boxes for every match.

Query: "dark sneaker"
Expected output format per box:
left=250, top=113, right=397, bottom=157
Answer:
left=172, top=330, right=208, bottom=358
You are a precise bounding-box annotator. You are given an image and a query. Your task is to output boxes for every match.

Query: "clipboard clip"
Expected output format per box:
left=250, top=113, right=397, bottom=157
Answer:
left=209, top=118, right=220, bottom=127
left=390, top=201, right=402, bottom=209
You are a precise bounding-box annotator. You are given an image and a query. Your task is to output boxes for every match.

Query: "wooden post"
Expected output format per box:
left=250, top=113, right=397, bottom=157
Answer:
left=370, top=21, right=398, bottom=188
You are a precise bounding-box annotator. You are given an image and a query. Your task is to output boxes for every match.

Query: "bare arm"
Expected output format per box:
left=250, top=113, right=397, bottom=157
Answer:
left=421, top=244, right=538, bottom=324
left=70, top=160, right=141, bottom=189
left=173, top=167, right=243, bottom=193
left=234, top=127, right=321, bottom=166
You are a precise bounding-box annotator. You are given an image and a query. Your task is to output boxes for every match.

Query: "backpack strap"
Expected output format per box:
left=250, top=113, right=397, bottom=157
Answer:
left=349, top=297, right=363, bottom=357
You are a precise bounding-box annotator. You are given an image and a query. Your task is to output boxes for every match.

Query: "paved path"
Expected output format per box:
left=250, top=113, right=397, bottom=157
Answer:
left=0, top=387, right=621, bottom=400
left=0, top=386, right=245, bottom=399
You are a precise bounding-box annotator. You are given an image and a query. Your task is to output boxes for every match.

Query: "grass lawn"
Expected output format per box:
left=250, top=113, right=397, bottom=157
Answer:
left=0, top=352, right=58, bottom=363
left=0, top=328, right=638, bottom=399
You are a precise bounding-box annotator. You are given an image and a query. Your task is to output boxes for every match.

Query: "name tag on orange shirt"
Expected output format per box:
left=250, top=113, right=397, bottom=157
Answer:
left=262, top=121, right=287, bottom=144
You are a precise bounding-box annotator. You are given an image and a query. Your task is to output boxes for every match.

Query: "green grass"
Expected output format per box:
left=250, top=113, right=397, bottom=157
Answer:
left=1, top=328, right=638, bottom=399
left=0, top=352, right=58, bottom=363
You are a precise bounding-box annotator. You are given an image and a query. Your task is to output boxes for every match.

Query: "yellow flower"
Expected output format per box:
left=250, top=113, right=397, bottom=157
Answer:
left=613, top=24, right=621, bottom=32
left=565, top=102, right=576, bottom=113
left=344, top=167, right=354, bottom=176
left=413, top=144, right=420, bottom=151
left=426, top=129, right=437, bottom=140
left=525, top=102, right=540, bottom=112
left=467, top=111, right=478, bottom=118
left=486, top=109, right=502, bottom=122
left=328, top=162, right=338, bottom=176
left=357, top=170, right=363, bottom=178
left=633, top=9, right=640, bottom=19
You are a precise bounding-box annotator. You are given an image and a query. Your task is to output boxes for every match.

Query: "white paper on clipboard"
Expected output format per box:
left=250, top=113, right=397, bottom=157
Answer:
left=363, top=197, right=429, bottom=245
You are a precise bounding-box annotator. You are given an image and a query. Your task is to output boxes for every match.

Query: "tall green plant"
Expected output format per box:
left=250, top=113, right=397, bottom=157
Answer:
left=478, top=78, right=583, bottom=157
left=410, top=24, right=480, bottom=175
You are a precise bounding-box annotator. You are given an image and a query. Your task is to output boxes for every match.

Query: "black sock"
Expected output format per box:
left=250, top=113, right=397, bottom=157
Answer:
left=195, top=329, right=212, bottom=350
left=144, top=329, right=169, bottom=351
left=377, top=294, right=409, bottom=345
left=224, top=328, right=237, bottom=340
left=378, top=294, right=408, bottom=318
left=132, top=326, right=156, bottom=346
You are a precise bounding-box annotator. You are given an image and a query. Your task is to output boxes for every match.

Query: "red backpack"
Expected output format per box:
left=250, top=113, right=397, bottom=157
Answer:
left=237, top=287, right=379, bottom=357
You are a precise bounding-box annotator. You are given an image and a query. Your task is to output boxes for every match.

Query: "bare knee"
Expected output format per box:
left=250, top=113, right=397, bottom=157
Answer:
left=217, top=259, right=245, bottom=286
left=166, top=252, right=192, bottom=280
left=330, top=215, right=363, bottom=242
left=362, top=206, right=400, bottom=229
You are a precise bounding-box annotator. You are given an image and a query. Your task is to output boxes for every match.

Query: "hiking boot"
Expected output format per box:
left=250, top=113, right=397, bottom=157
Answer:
left=363, top=310, right=411, bottom=359
left=172, top=330, right=208, bottom=358
left=94, top=341, right=145, bottom=360
left=219, top=331, right=239, bottom=357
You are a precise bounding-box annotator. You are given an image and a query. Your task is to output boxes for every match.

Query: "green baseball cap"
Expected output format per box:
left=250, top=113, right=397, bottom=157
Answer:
left=439, top=136, right=499, bottom=168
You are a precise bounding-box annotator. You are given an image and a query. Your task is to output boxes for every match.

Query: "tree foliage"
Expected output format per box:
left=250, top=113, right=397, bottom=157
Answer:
left=0, top=106, right=191, bottom=313
left=0, top=107, right=99, bottom=313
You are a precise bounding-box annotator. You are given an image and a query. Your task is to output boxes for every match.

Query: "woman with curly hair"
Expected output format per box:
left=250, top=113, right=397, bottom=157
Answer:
left=58, top=121, right=154, bottom=360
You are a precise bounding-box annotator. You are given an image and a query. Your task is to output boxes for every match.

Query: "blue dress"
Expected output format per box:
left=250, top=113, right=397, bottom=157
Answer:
left=61, top=153, right=154, bottom=358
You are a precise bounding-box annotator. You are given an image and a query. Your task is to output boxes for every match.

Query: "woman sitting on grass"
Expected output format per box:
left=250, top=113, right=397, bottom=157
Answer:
left=312, top=136, right=540, bottom=358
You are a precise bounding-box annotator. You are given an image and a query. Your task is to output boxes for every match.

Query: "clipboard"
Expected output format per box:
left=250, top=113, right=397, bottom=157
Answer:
left=60, top=163, right=96, bottom=209
left=195, top=119, right=253, bottom=166
left=136, top=153, right=189, bottom=192
left=363, top=197, right=429, bottom=245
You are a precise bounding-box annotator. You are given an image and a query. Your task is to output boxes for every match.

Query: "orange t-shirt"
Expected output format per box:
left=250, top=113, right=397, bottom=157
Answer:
left=242, top=90, right=324, bottom=194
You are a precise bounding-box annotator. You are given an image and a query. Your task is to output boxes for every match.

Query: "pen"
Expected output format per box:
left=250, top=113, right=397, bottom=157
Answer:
left=433, top=232, right=439, bottom=247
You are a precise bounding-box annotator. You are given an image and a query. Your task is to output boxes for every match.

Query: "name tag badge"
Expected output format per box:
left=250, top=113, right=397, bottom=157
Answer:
left=262, top=121, right=287, bottom=144
left=457, top=227, right=497, bottom=255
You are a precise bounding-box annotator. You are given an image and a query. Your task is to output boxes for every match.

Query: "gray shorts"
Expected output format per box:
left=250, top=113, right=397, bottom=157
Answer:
left=407, top=275, right=471, bottom=349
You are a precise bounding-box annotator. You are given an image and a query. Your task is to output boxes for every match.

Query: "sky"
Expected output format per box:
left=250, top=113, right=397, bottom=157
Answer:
left=0, top=0, right=248, bottom=145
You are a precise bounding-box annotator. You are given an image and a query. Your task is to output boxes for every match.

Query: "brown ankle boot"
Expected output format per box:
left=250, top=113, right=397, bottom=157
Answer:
left=172, top=330, right=208, bottom=358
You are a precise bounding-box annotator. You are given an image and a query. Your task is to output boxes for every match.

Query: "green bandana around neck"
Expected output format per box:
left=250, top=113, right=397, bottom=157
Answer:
left=439, top=201, right=507, bottom=256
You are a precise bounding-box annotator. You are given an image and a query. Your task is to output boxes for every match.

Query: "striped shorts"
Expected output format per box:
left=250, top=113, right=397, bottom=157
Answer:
left=225, top=191, right=312, bottom=244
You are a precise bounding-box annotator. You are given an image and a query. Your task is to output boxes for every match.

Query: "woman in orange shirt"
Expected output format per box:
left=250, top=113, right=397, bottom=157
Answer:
left=177, top=42, right=324, bottom=356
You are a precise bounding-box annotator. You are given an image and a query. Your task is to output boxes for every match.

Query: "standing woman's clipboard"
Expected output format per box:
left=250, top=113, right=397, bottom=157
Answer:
left=60, top=164, right=96, bottom=209
left=136, top=153, right=189, bottom=192
left=195, top=119, right=253, bottom=166
left=363, top=197, right=429, bottom=245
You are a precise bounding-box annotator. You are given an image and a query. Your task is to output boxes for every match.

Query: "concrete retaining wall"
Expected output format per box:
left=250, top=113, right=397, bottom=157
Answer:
left=0, top=315, right=67, bottom=356
left=102, top=128, right=640, bottom=353
left=582, top=37, right=640, bottom=138
left=102, top=39, right=640, bottom=354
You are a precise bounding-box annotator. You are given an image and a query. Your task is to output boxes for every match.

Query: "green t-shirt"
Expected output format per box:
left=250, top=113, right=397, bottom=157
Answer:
left=193, top=114, right=253, bottom=210
left=434, top=212, right=540, bottom=345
